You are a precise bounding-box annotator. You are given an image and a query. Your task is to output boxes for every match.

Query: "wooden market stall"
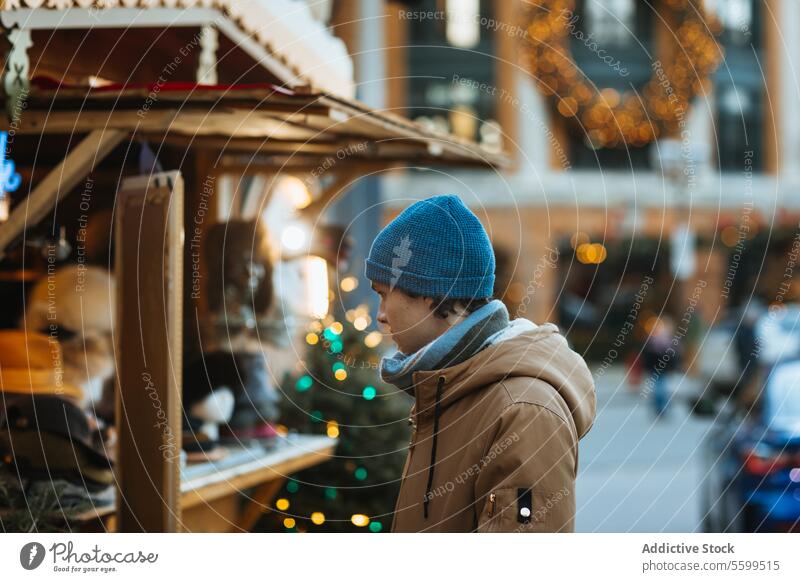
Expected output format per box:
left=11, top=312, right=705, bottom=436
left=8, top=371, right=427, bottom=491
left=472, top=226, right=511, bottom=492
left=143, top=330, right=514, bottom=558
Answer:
left=0, top=2, right=507, bottom=533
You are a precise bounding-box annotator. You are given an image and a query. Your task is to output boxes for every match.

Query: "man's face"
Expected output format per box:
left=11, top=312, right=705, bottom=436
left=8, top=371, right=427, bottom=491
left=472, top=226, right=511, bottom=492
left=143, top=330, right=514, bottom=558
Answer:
left=371, top=282, right=447, bottom=354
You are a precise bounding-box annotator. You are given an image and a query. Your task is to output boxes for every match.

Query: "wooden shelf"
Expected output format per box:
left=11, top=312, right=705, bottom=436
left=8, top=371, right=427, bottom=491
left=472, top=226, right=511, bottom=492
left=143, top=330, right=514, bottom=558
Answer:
left=181, top=435, right=335, bottom=509
left=74, top=434, right=336, bottom=532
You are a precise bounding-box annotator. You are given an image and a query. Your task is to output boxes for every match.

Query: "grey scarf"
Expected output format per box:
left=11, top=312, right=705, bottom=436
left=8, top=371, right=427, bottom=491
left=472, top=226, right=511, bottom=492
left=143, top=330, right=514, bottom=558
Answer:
left=380, top=299, right=510, bottom=394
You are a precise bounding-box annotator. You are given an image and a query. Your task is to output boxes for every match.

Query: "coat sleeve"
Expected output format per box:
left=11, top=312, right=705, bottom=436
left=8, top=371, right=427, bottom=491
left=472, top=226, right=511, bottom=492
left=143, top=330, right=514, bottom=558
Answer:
left=473, top=399, right=577, bottom=532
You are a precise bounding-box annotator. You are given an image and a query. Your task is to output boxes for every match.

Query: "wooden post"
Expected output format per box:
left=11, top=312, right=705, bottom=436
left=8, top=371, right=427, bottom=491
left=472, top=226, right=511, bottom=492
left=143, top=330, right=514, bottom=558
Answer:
left=114, top=171, right=184, bottom=532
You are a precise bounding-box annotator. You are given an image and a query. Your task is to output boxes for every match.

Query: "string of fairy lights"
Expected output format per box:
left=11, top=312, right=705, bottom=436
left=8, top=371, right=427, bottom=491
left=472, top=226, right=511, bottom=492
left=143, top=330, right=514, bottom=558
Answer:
left=274, top=282, right=386, bottom=532
left=521, top=0, right=723, bottom=149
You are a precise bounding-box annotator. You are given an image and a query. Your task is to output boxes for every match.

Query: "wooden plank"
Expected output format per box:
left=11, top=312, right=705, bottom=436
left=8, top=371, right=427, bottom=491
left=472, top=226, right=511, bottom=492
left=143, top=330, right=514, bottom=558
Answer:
left=159, top=135, right=350, bottom=156
left=237, top=478, right=286, bottom=532
left=6, top=110, right=174, bottom=135
left=26, top=89, right=322, bottom=112
left=317, top=94, right=510, bottom=165
left=180, top=495, right=241, bottom=533
left=114, top=171, right=184, bottom=532
left=170, top=110, right=322, bottom=139
left=180, top=438, right=335, bottom=509
left=0, top=129, right=126, bottom=258
left=12, top=109, right=331, bottom=141
left=204, top=158, right=404, bottom=174
left=73, top=505, right=116, bottom=523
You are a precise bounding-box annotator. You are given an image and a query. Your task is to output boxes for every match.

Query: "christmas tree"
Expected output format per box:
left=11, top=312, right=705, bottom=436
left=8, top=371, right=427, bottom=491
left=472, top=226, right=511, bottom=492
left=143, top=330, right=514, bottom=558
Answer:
left=262, top=303, right=411, bottom=532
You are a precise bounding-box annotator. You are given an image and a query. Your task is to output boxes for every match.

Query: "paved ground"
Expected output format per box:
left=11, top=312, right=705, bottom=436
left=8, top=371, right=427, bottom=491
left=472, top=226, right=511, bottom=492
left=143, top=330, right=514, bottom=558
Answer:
left=575, top=366, right=716, bottom=532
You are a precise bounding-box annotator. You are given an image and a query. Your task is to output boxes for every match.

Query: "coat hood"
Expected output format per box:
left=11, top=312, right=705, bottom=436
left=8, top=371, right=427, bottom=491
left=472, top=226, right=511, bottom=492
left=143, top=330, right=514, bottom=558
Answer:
left=411, top=318, right=596, bottom=439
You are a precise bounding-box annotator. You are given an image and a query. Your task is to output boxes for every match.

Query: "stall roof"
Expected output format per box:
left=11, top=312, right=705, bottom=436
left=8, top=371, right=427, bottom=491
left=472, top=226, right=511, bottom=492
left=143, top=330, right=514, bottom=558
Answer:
left=0, top=78, right=508, bottom=257
left=0, top=2, right=507, bottom=258
left=13, top=78, right=509, bottom=169
left=0, top=0, right=355, bottom=98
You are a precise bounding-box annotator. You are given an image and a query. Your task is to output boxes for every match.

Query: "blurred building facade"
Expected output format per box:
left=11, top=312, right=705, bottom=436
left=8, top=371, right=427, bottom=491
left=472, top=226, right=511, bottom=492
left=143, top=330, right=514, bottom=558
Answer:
left=329, top=0, right=800, bottom=359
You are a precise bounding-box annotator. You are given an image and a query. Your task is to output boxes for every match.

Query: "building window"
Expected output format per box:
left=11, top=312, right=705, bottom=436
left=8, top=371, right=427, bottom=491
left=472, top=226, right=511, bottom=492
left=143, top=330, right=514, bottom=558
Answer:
left=406, top=0, right=496, bottom=143
left=584, top=0, right=636, bottom=47
left=716, top=85, right=762, bottom=172
left=567, top=0, right=654, bottom=169
left=709, top=0, right=763, bottom=172
left=445, top=0, right=481, bottom=49
left=706, top=0, right=757, bottom=47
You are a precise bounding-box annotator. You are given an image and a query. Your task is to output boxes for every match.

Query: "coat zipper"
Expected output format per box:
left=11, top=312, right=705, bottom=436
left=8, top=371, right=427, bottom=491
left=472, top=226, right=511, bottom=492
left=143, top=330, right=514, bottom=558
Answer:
left=423, top=375, right=446, bottom=519
left=487, top=492, right=497, bottom=518
left=400, top=415, right=417, bottom=482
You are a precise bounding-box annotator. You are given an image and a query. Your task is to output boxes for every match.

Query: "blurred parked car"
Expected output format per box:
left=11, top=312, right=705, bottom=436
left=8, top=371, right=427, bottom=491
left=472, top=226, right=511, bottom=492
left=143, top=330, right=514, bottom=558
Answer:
left=696, top=303, right=771, bottom=399
left=691, top=303, right=797, bottom=418
left=698, top=357, right=800, bottom=532
left=754, top=305, right=800, bottom=364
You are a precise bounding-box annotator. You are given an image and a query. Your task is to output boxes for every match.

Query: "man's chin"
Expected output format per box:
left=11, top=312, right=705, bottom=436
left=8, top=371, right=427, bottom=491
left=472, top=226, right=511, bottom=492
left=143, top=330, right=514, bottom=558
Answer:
left=394, top=339, right=419, bottom=356
left=391, top=336, right=408, bottom=354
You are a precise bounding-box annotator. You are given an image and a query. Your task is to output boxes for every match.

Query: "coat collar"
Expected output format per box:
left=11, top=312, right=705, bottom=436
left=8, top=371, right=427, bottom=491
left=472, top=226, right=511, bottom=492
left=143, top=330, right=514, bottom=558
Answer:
left=409, top=345, right=500, bottom=425
left=407, top=320, right=564, bottom=426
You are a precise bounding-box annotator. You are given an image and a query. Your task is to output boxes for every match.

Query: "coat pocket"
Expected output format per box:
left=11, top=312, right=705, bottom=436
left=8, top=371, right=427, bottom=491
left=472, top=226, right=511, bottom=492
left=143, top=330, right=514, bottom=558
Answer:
left=477, top=486, right=570, bottom=532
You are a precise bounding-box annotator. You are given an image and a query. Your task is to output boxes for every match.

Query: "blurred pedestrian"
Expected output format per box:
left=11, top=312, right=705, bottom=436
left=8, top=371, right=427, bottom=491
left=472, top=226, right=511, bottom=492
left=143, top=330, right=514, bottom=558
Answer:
left=643, top=315, right=679, bottom=418
left=733, top=301, right=762, bottom=407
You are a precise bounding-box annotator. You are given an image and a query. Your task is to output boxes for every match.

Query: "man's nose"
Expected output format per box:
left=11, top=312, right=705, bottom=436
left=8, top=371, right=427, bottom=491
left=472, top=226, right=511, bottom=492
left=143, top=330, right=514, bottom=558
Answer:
left=376, top=308, right=389, bottom=327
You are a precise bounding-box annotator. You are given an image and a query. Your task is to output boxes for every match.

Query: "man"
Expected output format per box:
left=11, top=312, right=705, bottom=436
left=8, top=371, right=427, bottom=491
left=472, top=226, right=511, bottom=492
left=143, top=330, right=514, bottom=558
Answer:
left=365, top=195, right=596, bottom=532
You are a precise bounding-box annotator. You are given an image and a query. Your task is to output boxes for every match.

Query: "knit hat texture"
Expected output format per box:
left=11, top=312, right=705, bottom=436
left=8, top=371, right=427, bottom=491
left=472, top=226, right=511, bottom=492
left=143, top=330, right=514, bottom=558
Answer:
left=365, top=195, right=495, bottom=299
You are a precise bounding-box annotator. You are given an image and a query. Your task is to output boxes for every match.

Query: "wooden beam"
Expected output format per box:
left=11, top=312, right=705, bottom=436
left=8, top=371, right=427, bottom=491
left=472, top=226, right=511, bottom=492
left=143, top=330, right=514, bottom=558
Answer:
left=157, top=135, right=346, bottom=156
left=11, top=97, right=508, bottom=163
left=8, top=109, right=321, bottom=141
left=301, top=170, right=361, bottom=219
left=5, top=110, right=175, bottom=135
left=0, top=128, right=126, bottom=259
left=210, top=158, right=494, bottom=175
left=237, top=478, right=286, bottom=532
left=26, top=89, right=324, bottom=113
left=212, top=16, right=301, bottom=90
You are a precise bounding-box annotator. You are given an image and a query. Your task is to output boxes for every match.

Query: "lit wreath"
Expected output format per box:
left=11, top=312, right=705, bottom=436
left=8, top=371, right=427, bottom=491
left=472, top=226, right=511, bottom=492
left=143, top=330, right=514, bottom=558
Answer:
left=522, top=0, right=723, bottom=148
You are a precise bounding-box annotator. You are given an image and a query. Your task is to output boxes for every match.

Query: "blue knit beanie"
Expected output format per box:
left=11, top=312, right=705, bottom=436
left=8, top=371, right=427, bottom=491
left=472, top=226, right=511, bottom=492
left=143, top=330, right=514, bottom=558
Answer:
left=365, top=195, right=495, bottom=299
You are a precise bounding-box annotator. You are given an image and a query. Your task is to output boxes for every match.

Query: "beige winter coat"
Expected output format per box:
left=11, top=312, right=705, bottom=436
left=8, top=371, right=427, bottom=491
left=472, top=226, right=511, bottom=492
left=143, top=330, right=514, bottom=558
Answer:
left=391, top=321, right=596, bottom=532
